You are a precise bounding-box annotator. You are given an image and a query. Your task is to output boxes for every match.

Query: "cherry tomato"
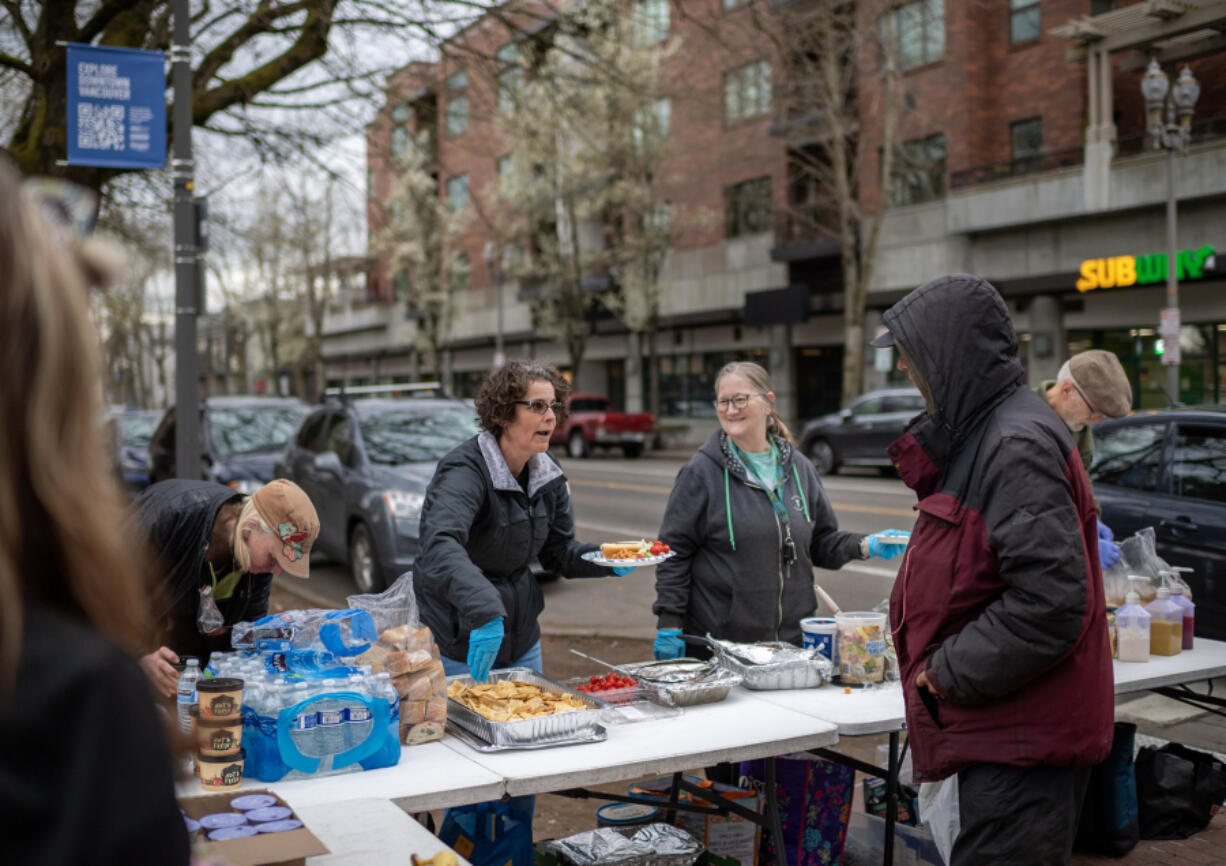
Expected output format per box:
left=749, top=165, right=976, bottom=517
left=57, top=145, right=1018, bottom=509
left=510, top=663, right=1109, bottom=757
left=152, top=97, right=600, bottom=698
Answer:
left=650, top=541, right=664, bottom=556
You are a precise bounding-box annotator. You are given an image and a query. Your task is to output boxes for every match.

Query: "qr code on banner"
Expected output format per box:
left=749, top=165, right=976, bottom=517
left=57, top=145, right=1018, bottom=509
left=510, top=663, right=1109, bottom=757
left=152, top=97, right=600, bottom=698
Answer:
left=77, top=103, right=125, bottom=151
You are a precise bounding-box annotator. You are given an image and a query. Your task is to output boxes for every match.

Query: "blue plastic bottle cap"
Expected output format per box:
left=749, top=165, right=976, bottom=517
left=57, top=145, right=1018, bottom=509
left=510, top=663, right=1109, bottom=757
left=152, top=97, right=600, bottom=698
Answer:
left=245, top=806, right=293, bottom=823
left=230, top=794, right=278, bottom=811
left=199, top=812, right=248, bottom=830
left=208, top=824, right=259, bottom=841
left=255, top=819, right=304, bottom=833
left=183, top=817, right=200, bottom=834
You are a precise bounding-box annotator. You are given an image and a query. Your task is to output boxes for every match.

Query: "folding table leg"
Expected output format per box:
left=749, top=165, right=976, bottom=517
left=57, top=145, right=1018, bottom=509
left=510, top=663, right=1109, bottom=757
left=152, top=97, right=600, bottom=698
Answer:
left=883, top=731, right=899, bottom=866
left=765, top=756, right=790, bottom=866
left=665, top=771, right=683, bottom=826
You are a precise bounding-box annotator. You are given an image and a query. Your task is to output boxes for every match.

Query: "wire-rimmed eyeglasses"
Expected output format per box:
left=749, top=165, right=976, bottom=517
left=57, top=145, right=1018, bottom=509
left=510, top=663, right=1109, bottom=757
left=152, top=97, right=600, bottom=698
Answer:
left=513, top=399, right=564, bottom=415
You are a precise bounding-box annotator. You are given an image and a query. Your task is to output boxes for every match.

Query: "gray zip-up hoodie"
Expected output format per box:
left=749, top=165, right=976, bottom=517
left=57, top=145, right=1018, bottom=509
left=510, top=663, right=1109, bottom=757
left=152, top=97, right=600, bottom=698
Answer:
left=653, top=430, right=864, bottom=645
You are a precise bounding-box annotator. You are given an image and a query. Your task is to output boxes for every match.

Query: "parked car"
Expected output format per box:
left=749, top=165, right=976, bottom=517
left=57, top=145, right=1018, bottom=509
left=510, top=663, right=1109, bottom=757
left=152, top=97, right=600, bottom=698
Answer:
left=797, top=387, right=926, bottom=475
left=148, top=395, right=309, bottom=491
left=276, top=396, right=481, bottom=593
left=1089, top=407, right=1226, bottom=639
left=105, top=407, right=162, bottom=492
left=550, top=393, right=655, bottom=458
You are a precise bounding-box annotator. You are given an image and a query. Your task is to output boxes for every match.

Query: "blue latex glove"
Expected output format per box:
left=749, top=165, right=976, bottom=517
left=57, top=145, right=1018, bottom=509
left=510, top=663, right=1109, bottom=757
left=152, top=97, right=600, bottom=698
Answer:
left=654, top=628, right=685, bottom=660
left=466, top=617, right=504, bottom=682
left=866, top=529, right=910, bottom=560
left=611, top=565, right=635, bottom=576
left=1097, top=520, right=1121, bottom=570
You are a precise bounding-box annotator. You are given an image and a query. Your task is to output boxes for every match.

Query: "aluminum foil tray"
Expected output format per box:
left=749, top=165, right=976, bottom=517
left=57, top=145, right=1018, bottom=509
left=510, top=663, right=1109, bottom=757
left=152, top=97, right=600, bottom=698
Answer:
left=711, top=641, right=832, bottom=690
left=446, top=719, right=608, bottom=752
left=618, top=661, right=742, bottom=707
left=445, top=667, right=607, bottom=746
left=548, top=823, right=702, bottom=866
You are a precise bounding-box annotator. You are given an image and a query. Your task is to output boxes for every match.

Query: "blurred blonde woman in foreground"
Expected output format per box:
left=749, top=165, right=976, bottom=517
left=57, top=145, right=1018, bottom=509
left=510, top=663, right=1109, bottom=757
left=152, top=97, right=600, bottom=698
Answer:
left=0, top=158, right=189, bottom=865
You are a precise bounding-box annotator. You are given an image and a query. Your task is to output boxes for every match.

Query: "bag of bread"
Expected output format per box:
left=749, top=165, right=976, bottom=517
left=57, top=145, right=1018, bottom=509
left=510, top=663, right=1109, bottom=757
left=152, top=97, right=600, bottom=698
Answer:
left=348, top=574, right=447, bottom=744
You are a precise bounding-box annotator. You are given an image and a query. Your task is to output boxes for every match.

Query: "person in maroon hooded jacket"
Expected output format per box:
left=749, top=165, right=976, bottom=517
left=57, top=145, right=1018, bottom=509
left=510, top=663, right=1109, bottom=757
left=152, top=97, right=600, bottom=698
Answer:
left=873, top=274, right=1113, bottom=865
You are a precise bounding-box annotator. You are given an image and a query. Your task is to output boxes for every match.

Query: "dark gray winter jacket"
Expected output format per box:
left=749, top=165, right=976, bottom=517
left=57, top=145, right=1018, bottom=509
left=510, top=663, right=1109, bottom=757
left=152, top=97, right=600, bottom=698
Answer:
left=653, top=431, right=864, bottom=645
left=414, top=432, right=608, bottom=665
left=132, top=479, right=271, bottom=664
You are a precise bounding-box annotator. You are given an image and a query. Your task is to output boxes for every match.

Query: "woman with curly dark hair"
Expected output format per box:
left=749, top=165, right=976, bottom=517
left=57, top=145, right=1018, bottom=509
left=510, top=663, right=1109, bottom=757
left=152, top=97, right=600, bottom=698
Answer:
left=414, top=360, right=627, bottom=684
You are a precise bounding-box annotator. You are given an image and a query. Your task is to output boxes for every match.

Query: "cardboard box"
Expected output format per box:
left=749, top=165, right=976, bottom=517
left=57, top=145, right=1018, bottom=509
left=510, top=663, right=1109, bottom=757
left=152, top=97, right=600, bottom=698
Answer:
left=179, top=788, right=329, bottom=866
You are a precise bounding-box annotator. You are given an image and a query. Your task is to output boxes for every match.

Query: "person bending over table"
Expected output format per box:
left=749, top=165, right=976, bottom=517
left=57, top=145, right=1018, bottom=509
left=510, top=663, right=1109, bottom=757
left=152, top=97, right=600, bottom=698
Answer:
left=415, top=360, right=631, bottom=684
left=134, top=478, right=320, bottom=697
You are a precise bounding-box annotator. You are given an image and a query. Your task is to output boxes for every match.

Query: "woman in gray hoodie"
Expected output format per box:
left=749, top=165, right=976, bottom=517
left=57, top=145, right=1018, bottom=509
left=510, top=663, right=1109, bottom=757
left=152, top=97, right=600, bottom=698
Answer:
left=653, top=362, right=907, bottom=660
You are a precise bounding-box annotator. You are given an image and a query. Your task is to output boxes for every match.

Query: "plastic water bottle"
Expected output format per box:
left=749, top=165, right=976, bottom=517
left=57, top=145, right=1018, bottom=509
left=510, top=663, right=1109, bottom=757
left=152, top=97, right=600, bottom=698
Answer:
left=343, top=674, right=371, bottom=750
left=176, top=657, right=201, bottom=735
left=367, top=672, right=401, bottom=769
left=315, top=679, right=347, bottom=767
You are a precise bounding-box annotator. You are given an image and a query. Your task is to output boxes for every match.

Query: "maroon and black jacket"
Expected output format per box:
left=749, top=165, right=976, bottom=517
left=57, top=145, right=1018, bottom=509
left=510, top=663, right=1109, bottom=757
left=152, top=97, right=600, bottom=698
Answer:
left=884, top=274, right=1113, bottom=782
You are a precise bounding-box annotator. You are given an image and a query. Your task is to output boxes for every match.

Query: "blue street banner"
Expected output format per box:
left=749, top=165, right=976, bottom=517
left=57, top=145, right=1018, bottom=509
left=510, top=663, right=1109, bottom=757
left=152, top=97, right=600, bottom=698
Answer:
left=67, top=43, right=166, bottom=169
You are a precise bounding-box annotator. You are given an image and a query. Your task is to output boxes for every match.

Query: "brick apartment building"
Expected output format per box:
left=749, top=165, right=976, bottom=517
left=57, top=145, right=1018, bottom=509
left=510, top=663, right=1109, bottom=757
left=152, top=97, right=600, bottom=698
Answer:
left=333, top=0, right=1226, bottom=446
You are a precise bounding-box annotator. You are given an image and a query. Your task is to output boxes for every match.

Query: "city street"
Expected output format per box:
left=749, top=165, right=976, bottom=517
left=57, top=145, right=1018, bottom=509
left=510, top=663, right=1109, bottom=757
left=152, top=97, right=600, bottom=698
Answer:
left=282, top=451, right=917, bottom=638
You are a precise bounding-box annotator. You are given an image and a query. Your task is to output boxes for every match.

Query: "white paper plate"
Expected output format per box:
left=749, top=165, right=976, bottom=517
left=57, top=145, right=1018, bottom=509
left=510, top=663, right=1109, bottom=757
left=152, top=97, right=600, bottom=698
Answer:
left=581, top=550, right=676, bottom=568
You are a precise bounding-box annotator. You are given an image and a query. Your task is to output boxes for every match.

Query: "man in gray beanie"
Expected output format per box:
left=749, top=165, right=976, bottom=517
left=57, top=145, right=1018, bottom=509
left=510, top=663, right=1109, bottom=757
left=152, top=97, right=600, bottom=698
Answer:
left=1035, top=349, right=1133, bottom=566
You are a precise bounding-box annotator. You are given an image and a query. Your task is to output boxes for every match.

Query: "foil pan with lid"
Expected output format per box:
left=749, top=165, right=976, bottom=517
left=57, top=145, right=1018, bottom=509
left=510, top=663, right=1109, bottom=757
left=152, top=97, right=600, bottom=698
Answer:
left=707, top=638, right=832, bottom=690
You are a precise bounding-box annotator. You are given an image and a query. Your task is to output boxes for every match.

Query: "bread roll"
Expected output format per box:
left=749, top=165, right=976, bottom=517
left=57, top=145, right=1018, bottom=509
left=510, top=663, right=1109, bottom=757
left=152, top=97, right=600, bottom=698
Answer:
left=600, top=541, right=641, bottom=560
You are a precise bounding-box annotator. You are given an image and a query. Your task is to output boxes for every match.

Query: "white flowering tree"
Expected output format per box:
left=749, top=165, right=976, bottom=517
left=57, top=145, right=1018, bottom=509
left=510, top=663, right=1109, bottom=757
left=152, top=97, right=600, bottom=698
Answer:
left=377, top=136, right=470, bottom=379
left=487, top=0, right=683, bottom=412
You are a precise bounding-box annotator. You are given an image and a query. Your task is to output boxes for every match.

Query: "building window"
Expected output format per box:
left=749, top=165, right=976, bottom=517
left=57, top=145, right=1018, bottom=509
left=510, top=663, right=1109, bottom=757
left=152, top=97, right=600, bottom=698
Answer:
left=1010, top=0, right=1041, bottom=44
left=724, top=176, right=772, bottom=238
left=724, top=60, right=772, bottom=124
left=446, top=174, right=469, bottom=213
left=367, top=166, right=374, bottom=200
left=496, top=43, right=522, bottom=115
left=393, top=269, right=410, bottom=302
left=449, top=252, right=470, bottom=294
left=1010, top=117, right=1043, bottom=161
left=447, top=70, right=467, bottom=91
left=633, top=97, right=671, bottom=148
left=1090, top=0, right=1116, bottom=14
left=881, top=0, right=944, bottom=71
left=890, top=133, right=946, bottom=206
left=390, top=104, right=410, bottom=159
left=633, top=0, right=669, bottom=46
left=446, top=95, right=468, bottom=136
left=723, top=0, right=750, bottom=8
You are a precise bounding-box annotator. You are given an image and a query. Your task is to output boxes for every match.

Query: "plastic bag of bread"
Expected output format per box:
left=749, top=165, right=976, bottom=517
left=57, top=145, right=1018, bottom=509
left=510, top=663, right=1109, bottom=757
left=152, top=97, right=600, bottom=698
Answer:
left=347, top=574, right=448, bottom=743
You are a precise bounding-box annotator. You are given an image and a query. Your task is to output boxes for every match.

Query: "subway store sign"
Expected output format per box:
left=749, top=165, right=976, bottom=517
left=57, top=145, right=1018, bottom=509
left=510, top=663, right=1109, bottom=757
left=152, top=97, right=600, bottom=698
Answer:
left=1076, top=245, right=1216, bottom=293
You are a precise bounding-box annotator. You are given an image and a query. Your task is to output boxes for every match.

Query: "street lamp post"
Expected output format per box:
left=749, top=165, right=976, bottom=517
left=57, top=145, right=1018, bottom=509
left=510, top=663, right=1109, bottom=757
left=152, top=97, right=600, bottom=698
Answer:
left=483, top=242, right=505, bottom=368
left=1141, top=59, right=1200, bottom=405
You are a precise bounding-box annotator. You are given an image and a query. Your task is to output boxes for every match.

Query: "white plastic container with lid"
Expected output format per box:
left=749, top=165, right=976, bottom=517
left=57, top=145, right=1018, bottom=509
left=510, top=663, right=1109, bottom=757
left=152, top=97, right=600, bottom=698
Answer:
left=1145, top=586, right=1183, bottom=657
left=1115, top=587, right=1151, bottom=663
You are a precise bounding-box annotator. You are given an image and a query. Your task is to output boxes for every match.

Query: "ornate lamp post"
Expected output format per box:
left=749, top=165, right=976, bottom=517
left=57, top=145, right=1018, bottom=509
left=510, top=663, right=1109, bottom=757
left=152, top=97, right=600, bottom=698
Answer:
left=1141, top=60, right=1200, bottom=405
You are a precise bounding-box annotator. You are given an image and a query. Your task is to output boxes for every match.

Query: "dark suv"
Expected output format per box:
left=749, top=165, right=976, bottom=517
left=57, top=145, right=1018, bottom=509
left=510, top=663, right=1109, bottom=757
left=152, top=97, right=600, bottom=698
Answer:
left=276, top=396, right=480, bottom=593
left=797, top=387, right=926, bottom=475
left=1089, top=407, right=1226, bottom=639
left=148, top=395, right=309, bottom=492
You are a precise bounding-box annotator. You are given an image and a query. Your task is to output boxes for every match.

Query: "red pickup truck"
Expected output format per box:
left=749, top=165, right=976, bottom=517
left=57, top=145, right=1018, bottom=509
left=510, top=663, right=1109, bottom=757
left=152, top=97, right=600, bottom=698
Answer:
left=551, top=394, right=655, bottom=458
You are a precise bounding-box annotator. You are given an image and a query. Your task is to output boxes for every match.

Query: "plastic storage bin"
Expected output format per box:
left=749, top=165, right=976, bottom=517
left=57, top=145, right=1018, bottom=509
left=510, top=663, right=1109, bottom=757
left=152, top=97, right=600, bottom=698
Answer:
left=840, top=810, right=942, bottom=866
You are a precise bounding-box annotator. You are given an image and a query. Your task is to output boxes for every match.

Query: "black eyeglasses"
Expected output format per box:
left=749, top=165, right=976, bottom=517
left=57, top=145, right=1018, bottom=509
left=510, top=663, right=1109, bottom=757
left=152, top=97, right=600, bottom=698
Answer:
left=513, top=399, right=564, bottom=415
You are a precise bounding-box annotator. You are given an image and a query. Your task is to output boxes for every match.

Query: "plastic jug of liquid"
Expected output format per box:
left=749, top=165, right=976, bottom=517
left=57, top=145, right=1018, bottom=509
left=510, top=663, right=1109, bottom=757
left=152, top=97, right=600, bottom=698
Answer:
left=1145, top=586, right=1183, bottom=656
left=1169, top=567, right=1196, bottom=650
left=1115, top=588, right=1151, bottom=663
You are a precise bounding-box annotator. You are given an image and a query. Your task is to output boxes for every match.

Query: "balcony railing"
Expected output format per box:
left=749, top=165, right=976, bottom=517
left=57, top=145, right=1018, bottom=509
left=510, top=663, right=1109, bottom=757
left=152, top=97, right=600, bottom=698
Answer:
left=951, top=117, right=1226, bottom=190
left=949, top=147, right=1083, bottom=190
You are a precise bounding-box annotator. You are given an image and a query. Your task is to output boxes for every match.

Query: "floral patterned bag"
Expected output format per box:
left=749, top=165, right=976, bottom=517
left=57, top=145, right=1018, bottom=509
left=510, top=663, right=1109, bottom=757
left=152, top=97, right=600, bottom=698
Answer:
left=738, top=755, right=855, bottom=866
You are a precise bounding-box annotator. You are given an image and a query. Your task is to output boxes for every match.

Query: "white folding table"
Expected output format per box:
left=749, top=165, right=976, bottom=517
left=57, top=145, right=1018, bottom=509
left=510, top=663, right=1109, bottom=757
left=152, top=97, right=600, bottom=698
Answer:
left=296, top=797, right=473, bottom=865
